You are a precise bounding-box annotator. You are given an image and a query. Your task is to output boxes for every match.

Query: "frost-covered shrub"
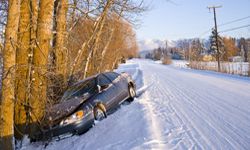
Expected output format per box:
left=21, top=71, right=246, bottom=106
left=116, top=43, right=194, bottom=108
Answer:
left=162, top=56, right=172, bottom=65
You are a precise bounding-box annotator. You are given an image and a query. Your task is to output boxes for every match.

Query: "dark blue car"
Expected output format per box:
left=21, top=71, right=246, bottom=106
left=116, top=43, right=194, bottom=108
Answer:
left=34, top=72, right=136, bottom=140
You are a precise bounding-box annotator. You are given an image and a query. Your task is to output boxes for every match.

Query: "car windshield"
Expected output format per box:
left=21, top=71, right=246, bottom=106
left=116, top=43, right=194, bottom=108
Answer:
left=62, top=78, right=96, bottom=101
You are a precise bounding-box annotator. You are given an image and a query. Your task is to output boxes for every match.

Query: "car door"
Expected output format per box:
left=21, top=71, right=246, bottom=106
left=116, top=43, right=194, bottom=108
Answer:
left=104, top=72, right=128, bottom=104
left=97, top=74, right=120, bottom=110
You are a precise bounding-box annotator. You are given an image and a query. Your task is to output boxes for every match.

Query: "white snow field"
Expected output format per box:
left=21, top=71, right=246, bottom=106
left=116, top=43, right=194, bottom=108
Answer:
left=22, top=59, right=250, bottom=150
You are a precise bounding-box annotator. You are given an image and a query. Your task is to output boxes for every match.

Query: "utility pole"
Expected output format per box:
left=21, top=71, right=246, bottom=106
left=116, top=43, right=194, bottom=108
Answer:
left=208, top=5, right=222, bottom=72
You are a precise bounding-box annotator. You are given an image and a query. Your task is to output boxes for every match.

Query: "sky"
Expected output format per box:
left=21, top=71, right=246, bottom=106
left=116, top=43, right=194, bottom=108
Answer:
left=135, top=0, right=250, bottom=41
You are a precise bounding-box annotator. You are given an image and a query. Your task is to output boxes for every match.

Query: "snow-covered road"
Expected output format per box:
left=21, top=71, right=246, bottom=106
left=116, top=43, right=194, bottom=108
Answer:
left=137, top=59, right=250, bottom=150
left=23, top=59, right=250, bottom=150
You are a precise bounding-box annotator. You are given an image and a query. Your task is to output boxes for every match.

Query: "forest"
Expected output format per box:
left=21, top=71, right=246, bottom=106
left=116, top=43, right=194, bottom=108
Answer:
left=0, top=0, right=144, bottom=149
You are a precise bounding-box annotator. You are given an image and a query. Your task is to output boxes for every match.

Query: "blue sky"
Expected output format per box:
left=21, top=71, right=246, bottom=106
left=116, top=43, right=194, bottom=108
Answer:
left=136, top=0, right=250, bottom=41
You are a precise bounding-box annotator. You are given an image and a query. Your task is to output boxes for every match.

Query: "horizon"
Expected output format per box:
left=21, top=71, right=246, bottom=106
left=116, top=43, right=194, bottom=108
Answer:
left=137, top=37, right=249, bottom=51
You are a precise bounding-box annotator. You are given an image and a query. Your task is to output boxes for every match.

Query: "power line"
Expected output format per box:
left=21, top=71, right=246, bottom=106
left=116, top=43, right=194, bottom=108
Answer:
left=218, top=16, right=250, bottom=27
left=198, top=29, right=211, bottom=38
left=198, top=16, right=250, bottom=38
left=219, top=24, right=250, bottom=33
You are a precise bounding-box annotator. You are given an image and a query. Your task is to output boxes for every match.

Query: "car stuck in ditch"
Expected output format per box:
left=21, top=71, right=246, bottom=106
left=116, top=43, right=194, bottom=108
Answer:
left=33, top=72, right=136, bottom=141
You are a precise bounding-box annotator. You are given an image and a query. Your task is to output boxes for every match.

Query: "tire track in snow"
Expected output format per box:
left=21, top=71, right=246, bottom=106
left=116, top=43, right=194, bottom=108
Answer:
left=173, top=72, right=250, bottom=118
left=140, top=65, right=207, bottom=149
left=148, top=72, right=209, bottom=150
left=162, top=69, right=250, bottom=149
left=175, top=76, right=250, bottom=134
left=139, top=60, right=250, bottom=149
left=158, top=73, right=238, bottom=149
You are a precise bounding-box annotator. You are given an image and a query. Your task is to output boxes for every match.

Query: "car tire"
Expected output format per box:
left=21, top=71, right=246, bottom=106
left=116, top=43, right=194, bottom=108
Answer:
left=128, top=85, right=136, bottom=102
left=94, top=104, right=107, bottom=121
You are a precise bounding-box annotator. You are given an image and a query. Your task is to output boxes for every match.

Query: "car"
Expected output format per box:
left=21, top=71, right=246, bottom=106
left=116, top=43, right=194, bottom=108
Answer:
left=33, top=71, right=136, bottom=141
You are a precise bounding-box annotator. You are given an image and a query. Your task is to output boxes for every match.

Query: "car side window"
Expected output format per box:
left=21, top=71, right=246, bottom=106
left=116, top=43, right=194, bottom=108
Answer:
left=105, top=72, right=120, bottom=81
left=98, top=74, right=111, bottom=86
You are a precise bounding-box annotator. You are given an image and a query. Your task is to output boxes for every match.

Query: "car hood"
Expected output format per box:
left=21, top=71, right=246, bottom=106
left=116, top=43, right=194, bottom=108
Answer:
left=45, top=95, right=90, bottom=125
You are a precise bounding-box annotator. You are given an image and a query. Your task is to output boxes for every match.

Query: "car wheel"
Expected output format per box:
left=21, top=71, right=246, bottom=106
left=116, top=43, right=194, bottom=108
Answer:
left=94, top=104, right=107, bottom=121
left=128, top=85, right=136, bottom=102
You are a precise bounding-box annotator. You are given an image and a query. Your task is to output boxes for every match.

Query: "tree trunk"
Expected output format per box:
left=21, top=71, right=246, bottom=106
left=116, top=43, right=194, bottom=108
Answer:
left=46, top=0, right=68, bottom=104
left=0, top=0, right=20, bottom=149
left=55, top=0, right=68, bottom=76
left=83, top=0, right=114, bottom=78
left=112, top=57, right=118, bottom=70
left=22, top=0, right=38, bottom=137
left=98, top=29, right=114, bottom=73
left=29, top=0, right=54, bottom=136
left=14, top=0, right=30, bottom=139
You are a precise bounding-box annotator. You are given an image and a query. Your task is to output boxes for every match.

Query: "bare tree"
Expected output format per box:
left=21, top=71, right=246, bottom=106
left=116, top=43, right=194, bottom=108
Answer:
left=0, top=0, right=20, bottom=149
left=14, top=0, right=31, bottom=139
left=29, top=0, right=54, bottom=136
left=54, top=0, right=68, bottom=77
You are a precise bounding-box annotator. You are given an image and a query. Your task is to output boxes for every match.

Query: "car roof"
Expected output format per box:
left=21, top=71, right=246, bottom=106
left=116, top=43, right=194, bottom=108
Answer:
left=71, top=74, right=99, bottom=86
left=71, top=71, right=120, bottom=86
left=101, top=71, right=120, bottom=76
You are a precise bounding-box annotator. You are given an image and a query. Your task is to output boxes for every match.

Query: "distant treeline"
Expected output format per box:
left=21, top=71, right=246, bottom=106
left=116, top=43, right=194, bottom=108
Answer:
left=144, top=37, right=250, bottom=62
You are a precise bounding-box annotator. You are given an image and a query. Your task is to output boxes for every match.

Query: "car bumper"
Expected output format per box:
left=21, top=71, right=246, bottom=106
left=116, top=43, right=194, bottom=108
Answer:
left=34, top=110, right=94, bottom=140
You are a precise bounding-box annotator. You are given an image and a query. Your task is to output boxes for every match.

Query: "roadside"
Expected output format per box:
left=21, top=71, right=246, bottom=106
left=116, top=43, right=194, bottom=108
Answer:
left=21, top=59, right=250, bottom=150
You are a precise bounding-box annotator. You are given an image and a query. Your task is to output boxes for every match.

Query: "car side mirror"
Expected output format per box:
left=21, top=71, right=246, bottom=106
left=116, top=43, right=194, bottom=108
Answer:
left=97, top=85, right=101, bottom=93
left=97, top=84, right=109, bottom=93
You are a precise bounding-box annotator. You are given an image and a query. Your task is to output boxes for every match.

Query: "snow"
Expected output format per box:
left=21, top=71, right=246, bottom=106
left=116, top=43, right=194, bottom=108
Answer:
left=21, top=59, right=250, bottom=150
